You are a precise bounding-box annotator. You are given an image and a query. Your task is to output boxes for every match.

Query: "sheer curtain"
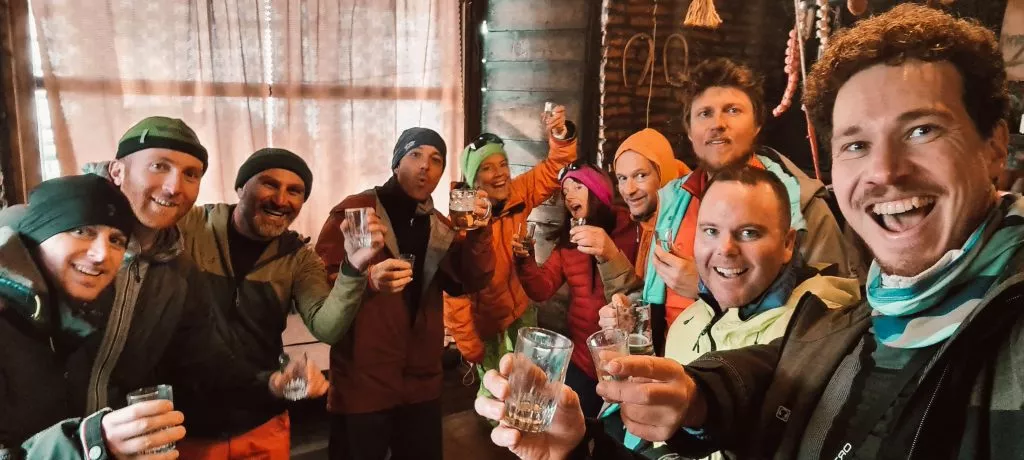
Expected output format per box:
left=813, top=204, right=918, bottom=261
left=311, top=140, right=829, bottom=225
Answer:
left=30, top=0, right=464, bottom=239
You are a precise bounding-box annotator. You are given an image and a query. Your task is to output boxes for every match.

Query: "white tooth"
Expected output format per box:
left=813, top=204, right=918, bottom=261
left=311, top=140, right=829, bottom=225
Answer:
left=873, top=196, right=934, bottom=216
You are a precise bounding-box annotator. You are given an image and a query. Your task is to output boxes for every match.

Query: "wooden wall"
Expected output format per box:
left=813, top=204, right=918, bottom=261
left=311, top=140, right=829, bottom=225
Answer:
left=479, top=0, right=595, bottom=333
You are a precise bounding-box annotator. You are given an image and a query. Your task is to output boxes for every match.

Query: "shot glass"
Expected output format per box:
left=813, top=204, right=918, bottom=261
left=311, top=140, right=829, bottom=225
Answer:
left=503, top=327, right=573, bottom=433
left=586, top=329, right=629, bottom=381
left=125, top=384, right=176, bottom=454
left=344, top=208, right=372, bottom=248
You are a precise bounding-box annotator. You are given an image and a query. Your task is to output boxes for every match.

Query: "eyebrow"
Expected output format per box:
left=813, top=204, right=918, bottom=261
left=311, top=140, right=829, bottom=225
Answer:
left=834, top=108, right=955, bottom=139
left=696, top=222, right=769, bottom=231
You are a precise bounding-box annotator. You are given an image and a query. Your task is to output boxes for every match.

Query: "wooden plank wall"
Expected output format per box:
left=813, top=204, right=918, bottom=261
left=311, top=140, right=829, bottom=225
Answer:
left=482, top=0, right=591, bottom=219
left=480, top=0, right=593, bottom=333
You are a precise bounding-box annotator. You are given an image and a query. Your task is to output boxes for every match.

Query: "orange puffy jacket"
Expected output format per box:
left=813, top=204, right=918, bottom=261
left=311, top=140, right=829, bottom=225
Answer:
left=443, top=134, right=577, bottom=363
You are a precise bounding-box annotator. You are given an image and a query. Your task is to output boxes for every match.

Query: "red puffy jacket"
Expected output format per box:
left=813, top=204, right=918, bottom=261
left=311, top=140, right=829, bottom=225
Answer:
left=515, top=206, right=639, bottom=379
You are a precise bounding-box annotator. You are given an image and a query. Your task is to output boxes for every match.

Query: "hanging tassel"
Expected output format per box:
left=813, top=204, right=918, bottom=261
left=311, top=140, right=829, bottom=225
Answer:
left=684, top=0, right=722, bottom=29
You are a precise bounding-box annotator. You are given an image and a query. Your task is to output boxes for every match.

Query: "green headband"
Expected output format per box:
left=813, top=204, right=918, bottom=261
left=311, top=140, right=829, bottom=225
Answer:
left=461, top=142, right=507, bottom=186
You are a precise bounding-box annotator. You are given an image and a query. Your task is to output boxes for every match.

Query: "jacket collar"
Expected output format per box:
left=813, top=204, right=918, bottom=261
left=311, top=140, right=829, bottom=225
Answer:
left=366, top=187, right=454, bottom=297
left=698, top=255, right=817, bottom=319
left=203, top=203, right=308, bottom=278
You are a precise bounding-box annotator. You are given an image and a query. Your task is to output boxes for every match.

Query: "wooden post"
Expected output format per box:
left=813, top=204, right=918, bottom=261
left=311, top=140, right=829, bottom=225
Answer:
left=0, top=0, right=41, bottom=205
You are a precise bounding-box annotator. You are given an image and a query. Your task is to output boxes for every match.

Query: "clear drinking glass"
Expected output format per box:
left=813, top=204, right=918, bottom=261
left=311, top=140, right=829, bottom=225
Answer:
left=450, top=189, right=491, bottom=231
left=399, top=253, right=416, bottom=279
left=586, top=329, right=628, bottom=381
left=279, top=352, right=309, bottom=401
left=125, top=384, right=175, bottom=454
left=544, top=101, right=556, bottom=119
left=655, top=228, right=674, bottom=252
left=570, top=217, right=587, bottom=228
left=503, top=327, right=573, bottom=433
left=344, top=208, right=372, bottom=248
left=616, top=299, right=654, bottom=356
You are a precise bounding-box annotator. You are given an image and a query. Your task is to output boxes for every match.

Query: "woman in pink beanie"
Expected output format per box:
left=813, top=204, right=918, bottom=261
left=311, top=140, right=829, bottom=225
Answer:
left=512, top=162, right=640, bottom=417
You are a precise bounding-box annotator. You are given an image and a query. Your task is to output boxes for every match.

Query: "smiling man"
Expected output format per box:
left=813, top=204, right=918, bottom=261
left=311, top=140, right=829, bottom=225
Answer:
left=172, top=147, right=351, bottom=459
left=473, top=5, right=1024, bottom=460
left=650, top=58, right=855, bottom=326
left=1, top=118, right=319, bottom=460
left=596, top=166, right=860, bottom=458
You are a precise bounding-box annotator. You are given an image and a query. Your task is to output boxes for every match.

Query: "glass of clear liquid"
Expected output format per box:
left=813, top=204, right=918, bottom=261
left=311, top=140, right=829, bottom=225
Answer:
left=503, top=327, right=573, bottom=433
left=344, top=207, right=372, bottom=248
left=586, top=329, right=628, bottom=381
left=279, top=352, right=309, bottom=401
left=125, top=384, right=176, bottom=454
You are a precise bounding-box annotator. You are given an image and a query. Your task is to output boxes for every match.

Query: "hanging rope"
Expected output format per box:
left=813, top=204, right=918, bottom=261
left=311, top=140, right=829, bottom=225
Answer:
left=795, top=0, right=822, bottom=180
left=645, top=0, right=658, bottom=128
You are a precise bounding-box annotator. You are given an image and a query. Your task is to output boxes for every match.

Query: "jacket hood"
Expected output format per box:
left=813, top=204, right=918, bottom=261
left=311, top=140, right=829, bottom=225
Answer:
left=0, top=227, right=51, bottom=326
left=788, top=270, right=862, bottom=310
left=760, top=147, right=826, bottom=210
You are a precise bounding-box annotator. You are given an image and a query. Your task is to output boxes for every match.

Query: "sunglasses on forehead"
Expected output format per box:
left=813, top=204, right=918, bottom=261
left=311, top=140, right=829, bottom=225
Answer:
left=559, top=161, right=600, bottom=180
left=469, top=133, right=504, bottom=151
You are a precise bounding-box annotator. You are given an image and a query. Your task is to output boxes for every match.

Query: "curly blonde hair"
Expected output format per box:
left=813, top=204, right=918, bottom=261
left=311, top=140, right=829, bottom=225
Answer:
left=803, top=3, right=1009, bottom=141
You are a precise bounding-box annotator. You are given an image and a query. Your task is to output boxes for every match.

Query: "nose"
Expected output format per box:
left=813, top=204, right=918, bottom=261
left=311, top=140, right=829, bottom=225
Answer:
left=87, top=237, right=111, bottom=263
left=715, top=234, right=740, bottom=258
left=271, top=188, right=289, bottom=207
left=863, top=138, right=913, bottom=186
left=710, top=111, right=727, bottom=131
left=621, top=179, right=638, bottom=197
left=162, top=172, right=183, bottom=196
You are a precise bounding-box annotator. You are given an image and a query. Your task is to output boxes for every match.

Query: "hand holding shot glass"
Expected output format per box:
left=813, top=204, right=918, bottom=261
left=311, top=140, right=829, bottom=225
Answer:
left=100, top=384, right=183, bottom=458
left=543, top=102, right=568, bottom=139
left=279, top=352, right=310, bottom=401
left=586, top=329, right=629, bottom=381
left=502, top=328, right=573, bottom=433
left=511, top=222, right=537, bottom=259
left=449, top=188, right=492, bottom=231
left=598, top=293, right=654, bottom=356
left=341, top=207, right=387, bottom=271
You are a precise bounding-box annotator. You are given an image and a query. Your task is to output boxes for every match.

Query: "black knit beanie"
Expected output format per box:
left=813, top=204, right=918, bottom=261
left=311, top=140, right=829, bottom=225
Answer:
left=234, top=148, right=313, bottom=200
left=17, top=174, right=136, bottom=245
left=392, top=127, right=447, bottom=170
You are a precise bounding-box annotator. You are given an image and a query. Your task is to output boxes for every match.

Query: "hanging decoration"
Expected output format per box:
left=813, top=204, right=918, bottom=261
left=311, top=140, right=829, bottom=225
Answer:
left=797, top=1, right=815, bottom=41
left=786, top=0, right=824, bottom=180
left=684, top=0, right=722, bottom=29
left=847, top=0, right=868, bottom=16
left=622, top=33, right=655, bottom=90
left=815, top=0, right=832, bottom=58
left=773, top=28, right=801, bottom=118
left=663, top=33, right=690, bottom=88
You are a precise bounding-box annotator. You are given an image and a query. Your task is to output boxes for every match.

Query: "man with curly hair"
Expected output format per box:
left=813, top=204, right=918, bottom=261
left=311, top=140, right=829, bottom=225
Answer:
left=473, top=4, right=1024, bottom=459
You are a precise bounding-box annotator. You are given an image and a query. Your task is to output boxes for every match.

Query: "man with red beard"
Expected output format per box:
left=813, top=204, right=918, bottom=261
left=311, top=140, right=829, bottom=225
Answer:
left=171, top=148, right=344, bottom=459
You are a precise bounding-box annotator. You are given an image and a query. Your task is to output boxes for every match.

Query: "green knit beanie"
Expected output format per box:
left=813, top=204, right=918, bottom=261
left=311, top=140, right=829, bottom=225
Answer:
left=461, top=142, right=507, bottom=187
left=116, top=116, right=208, bottom=171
